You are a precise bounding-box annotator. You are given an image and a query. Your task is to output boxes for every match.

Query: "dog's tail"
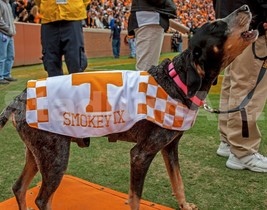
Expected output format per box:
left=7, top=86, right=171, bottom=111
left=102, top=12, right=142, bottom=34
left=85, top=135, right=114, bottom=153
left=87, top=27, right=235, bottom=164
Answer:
left=0, top=100, right=17, bottom=129
left=0, top=90, right=26, bottom=130
left=0, top=104, right=14, bottom=129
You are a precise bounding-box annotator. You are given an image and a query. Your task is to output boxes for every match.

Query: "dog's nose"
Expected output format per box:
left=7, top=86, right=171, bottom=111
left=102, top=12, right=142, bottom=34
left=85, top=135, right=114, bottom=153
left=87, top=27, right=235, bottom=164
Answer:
left=240, top=5, right=250, bottom=12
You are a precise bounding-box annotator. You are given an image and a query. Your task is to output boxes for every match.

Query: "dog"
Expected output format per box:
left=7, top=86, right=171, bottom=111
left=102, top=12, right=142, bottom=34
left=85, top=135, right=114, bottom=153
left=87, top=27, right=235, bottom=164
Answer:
left=0, top=5, right=258, bottom=210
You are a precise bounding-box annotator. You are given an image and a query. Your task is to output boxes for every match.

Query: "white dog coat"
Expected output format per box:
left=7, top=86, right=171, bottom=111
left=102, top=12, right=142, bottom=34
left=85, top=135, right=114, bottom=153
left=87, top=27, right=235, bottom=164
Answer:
left=26, top=71, right=198, bottom=138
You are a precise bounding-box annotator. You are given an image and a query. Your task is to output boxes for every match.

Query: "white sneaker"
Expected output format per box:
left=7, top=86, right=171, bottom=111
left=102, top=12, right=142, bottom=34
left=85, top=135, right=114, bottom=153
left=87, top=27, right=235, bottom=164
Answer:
left=217, top=142, right=230, bottom=157
left=226, top=153, right=267, bottom=172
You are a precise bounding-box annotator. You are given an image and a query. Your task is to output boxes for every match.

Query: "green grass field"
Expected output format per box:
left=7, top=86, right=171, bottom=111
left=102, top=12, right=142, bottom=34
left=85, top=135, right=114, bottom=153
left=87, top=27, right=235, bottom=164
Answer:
left=0, top=53, right=266, bottom=210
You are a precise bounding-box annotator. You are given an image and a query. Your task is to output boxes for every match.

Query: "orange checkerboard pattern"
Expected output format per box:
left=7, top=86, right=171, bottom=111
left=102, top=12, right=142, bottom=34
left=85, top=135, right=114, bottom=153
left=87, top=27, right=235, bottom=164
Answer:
left=137, top=72, right=197, bottom=130
left=26, top=79, right=49, bottom=129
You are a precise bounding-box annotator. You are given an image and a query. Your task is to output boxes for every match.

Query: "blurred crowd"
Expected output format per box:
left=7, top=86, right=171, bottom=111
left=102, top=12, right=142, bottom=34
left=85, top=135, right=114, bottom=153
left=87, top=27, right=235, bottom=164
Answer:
left=175, top=0, right=215, bottom=29
left=10, top=0, right=215, bottom=31
left=85, top=0, right=215, bottom=31
left=10, top=0, right=42, bottom=23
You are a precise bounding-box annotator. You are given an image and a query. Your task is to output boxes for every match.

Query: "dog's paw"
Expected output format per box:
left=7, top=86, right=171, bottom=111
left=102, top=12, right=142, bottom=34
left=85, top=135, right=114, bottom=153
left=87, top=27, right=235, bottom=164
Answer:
left=179, top=202, right=198, bottom=210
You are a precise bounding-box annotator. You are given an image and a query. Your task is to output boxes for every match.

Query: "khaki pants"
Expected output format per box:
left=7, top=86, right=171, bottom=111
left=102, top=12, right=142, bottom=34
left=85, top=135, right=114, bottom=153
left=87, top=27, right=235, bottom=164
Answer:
left=218, top=35, right=267, bottom=158
left=134, top=25, right=164, bottom=71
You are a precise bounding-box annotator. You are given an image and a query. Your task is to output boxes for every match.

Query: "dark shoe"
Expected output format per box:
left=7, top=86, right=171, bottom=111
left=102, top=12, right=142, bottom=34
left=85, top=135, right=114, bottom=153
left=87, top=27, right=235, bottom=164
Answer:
left=0, top=79, right=9, bottom=84
left=4, top=77, right=17, bottom=82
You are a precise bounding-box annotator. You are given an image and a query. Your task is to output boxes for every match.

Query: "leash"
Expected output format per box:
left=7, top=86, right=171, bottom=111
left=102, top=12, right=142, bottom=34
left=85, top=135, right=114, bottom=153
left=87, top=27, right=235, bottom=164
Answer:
left=204, top=59, right=267, bottom=137
left=204, top=31, right=267, bottom=137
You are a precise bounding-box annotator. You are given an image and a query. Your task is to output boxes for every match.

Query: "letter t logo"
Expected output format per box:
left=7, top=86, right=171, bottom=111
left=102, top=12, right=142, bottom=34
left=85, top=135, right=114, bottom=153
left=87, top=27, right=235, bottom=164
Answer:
left=72, top=72, right=123, bottom=112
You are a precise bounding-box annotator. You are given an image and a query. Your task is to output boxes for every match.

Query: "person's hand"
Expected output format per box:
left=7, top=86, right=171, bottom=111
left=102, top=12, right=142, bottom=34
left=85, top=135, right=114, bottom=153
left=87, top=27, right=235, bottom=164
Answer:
left=263, top=23, right=267, bottom=30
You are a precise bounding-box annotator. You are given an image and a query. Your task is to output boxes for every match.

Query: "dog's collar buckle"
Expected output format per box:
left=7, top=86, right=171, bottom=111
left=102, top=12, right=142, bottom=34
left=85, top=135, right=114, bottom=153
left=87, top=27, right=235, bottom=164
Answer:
left=168, top=62, right=204, bottom=107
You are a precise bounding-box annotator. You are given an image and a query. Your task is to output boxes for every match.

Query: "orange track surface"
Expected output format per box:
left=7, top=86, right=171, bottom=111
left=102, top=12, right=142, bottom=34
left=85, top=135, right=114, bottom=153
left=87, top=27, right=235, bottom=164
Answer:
left=0, top=175, right=174, bottom=210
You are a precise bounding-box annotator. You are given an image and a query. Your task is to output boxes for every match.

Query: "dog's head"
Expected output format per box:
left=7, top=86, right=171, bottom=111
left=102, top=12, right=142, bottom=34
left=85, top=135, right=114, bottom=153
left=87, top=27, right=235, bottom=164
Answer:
left=186, top=5, right=258, bottom=97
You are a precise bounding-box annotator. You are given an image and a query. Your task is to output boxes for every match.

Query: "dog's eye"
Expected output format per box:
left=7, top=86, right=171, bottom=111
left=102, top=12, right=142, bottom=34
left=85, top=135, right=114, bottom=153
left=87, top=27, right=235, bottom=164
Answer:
left=210, top=24, right=217, bottom=31
left=194, top=51, right=200, bottom=56
left=193, top=47, right=202, bottom=58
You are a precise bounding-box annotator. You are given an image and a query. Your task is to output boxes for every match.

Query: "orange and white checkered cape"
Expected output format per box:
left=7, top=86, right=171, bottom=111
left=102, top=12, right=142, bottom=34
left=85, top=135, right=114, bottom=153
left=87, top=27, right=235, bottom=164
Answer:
left=26, top=71, right=198, bottom=138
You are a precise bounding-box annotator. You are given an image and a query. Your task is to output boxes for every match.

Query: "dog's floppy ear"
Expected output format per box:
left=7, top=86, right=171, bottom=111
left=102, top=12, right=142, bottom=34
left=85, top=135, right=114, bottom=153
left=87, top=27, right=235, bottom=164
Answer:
left=186, top=47, right=204, bottom=97
left=186, top=62, right=202, bottom=97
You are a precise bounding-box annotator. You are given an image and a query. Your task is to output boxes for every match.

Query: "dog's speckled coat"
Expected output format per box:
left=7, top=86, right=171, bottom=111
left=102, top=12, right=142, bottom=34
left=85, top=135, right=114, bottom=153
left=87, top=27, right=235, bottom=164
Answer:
left=0, top=5, right=258, bottom=210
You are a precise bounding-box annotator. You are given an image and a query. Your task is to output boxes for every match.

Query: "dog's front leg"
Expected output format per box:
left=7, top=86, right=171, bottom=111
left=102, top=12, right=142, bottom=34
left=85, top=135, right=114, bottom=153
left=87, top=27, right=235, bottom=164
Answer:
left=161, top=137, right=198, bottom=210
left=127, top=145, right=157, bottom=210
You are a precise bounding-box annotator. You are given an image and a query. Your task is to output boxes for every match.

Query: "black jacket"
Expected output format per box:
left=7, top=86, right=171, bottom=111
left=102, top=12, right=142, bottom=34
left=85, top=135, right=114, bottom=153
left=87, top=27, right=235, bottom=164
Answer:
left=213, top=0, right=267, bottom=35
left=128, top=0, right=177, bottom=35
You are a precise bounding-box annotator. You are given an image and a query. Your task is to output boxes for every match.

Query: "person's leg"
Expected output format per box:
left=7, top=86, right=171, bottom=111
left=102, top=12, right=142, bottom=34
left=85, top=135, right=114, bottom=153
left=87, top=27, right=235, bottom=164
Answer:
left=115, top=39, right=120, bottom=58
left=3, top=36, right=15, bottom=80
left=41, top=22, right=63, bottom=76
left=132, top=38, right=136, bottom=57
left=178, top=42, right=182, bottom=53
left=61, top=21, right=87, bottom=73
left=58, top=20, right=90, bottom=147
left=221, top=36, right=267, bottom=172
left=128, top=38, right=136, bottom=58
left=227, top=36, right=267, bottom=158
left=134, top=25, right=164, bottom=71
left=217, top=65, right=231, bottom=157
left=117, top=39, right=120, bottom=58
left=112, top=39, right=118, bottom=58
left=130, top=39, right=136, bottom=58
left=0, top=33, right=8, bottom=81
left=128, top=39, right=132, bottom=57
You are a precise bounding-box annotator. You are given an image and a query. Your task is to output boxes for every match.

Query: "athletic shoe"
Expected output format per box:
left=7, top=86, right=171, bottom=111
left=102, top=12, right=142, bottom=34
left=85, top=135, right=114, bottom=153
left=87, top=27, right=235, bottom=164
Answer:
left=4, top=77, right=17, bottom=82
left=0, top=79, right=9, bottom=85
left=226, top=152, right=267, bottom=172
left=217, top=141, right=230, bottom=157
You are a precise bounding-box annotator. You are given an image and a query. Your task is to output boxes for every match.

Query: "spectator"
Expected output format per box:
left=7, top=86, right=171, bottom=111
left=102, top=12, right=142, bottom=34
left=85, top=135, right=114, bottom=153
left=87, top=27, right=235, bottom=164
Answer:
left=35, top=0, right=89, bottom=76
left=94, top=11, right=104, bottom=28
left=0, top=0, right=17, bottom=85
left=110, top=16, right=122, bottom=59
left=16, top=0, right=28, bottom=22
left=171, top=31, right=183, bottom=53
left=124, top=34, right=136, bottom=58
left=214, top=1, right=267, bottom=172
left=10, top=0, right=18, bottom=18
left=27, top=5, right=41, bottom=23
left=102, top=11, right=109, bottom=29
left=25, top=0, right=35, bottom=14
left=128, top=0, right=177, bottom=71
left=108, top=8, right=115, bottom=29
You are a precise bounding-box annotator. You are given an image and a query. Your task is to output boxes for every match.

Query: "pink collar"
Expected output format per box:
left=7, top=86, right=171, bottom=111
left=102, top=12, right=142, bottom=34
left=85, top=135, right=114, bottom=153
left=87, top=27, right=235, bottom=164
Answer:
left=168, top=62, right=204, bottom=107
